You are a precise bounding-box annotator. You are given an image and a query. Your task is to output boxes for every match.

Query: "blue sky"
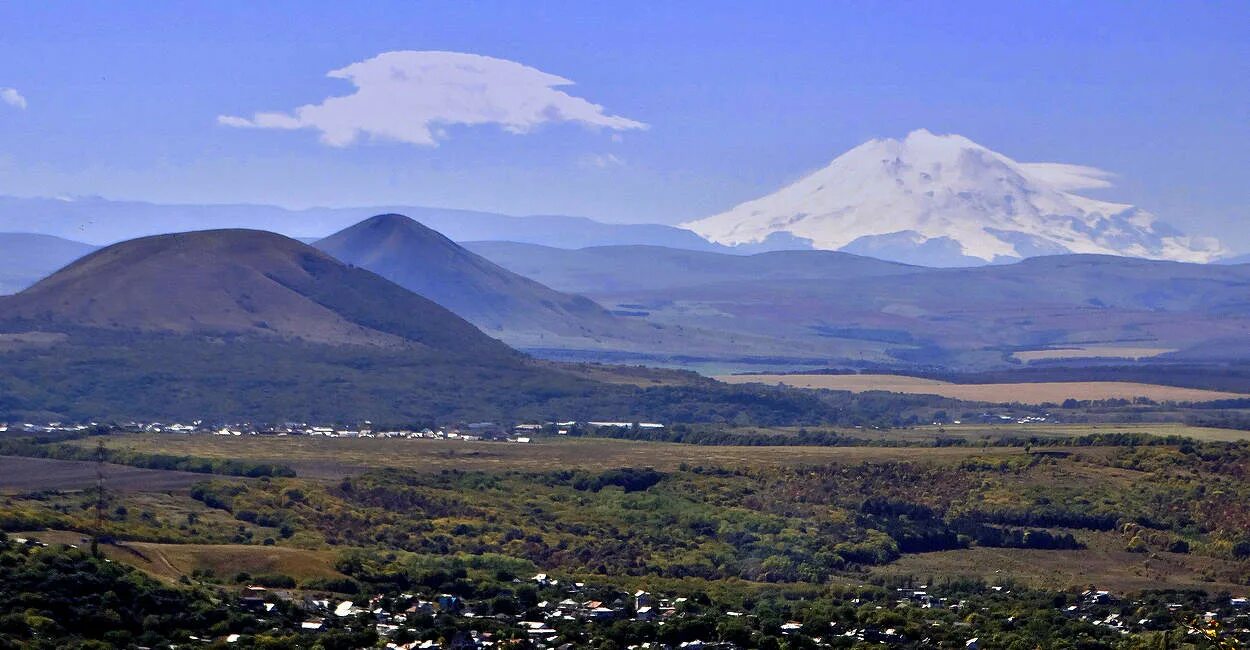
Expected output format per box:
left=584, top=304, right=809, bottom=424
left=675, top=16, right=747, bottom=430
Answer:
left=1, top=1, right=1248, bottom=248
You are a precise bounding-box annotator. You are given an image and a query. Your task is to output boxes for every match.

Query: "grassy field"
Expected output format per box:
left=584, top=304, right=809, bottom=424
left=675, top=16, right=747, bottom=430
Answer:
left=721, top=421, right=1250, bottom=443
left=18, top=530, right=344, bottom=584
left=909, top=421, right=1250, bottom=442
left=717, top=373, right=1248, bottom=404
left=872, top=531, right=1248, bottom=593
left=53, top=520, right=1244, bottom=596
left=72, top=434, right=1031, bottom=478
left=1011, top=345, right=1176, bottom=363
left=10, top=431, right=1246, bottom=598
left=0, top=455, right=222, bottom=494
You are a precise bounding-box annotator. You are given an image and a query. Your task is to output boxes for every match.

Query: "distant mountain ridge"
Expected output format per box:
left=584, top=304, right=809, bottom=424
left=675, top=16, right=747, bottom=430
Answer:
left=0, top=195, right=722, bottom=251
left=0, top=233, right=96, bottom=294
left=0, top=228, right=514, bottom=356
left=684, top=129, right=1227, bottom=266
left=314, top=214, right=671, bottom=350
left=1, top=184, right=1241, bottom=270
left=471, top=242, right=1250, bottom=368
left=464, top=241, right=918, bottom=294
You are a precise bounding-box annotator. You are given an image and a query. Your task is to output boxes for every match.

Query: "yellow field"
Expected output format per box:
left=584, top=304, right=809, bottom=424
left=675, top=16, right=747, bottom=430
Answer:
left=1011, top=345, right=1176, bottom=363
left=18, top=530, right=345, bottom=584
left=716, top=373, right=1247, bottom=404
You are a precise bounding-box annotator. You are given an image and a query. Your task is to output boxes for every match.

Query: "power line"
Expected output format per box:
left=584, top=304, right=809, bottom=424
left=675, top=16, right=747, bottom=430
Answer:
left=92, top=439, right=105, bottom=558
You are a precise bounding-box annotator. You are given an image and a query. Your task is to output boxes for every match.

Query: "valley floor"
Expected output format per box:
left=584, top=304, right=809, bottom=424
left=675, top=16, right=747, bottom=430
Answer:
left=4, top=427, right=1250, bottom=647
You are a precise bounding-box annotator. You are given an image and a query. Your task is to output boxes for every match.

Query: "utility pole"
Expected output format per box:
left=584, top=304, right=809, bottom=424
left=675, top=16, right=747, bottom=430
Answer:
left=92, top=439, right=105, bottom=558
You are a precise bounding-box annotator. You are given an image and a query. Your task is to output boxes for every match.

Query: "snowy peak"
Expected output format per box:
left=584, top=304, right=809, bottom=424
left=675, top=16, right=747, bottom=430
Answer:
left=683, top=129, right=1225, bottom=266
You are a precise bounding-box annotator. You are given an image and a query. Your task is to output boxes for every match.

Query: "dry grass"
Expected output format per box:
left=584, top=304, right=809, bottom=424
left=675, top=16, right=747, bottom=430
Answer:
left=1011, top=345, right=1175, bottom=363
left=76, top=434, right=1030, bottom=478
left=0, top=455, right=221, bottom=494
left=19, top=529, right=344, bottom=584
left=872, top=531, right=1248, bottom=593
left=717, top=373, right=1248, bottom=404
left=546, top=362, right=701, bottom=388
left=0, top=331, right=67, bottom=351
left=715, top=422, right=1250, bottom=443
left=910, top=422, right=1250, bottom=442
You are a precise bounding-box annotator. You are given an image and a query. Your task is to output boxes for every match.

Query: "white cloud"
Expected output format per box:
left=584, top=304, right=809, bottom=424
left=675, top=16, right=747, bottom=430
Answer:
left=1020, top=162, right=1115, bottom=191
left=219, top=50, right=646, bottom=147
left=579, top=153, right=625, bottom=169
left=1, top=88, right=27, bottom=110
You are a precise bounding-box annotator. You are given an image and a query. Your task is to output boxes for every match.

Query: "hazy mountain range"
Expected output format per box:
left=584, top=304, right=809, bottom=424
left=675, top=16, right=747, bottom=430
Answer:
left=0, top=126, right=1245, bottom=375
left=0, top=195, right=719, bottom=250
left=0, top=233, right=97, bottom=294
left=463, top=242, right=917, bottom=294
left=5, top=212, right=1250, bottom=371
left=3, top=127, right=1238, bottom=272
left=471, top=241, right=1250, bottom=367
left=313, top=214, right=716, bottom=354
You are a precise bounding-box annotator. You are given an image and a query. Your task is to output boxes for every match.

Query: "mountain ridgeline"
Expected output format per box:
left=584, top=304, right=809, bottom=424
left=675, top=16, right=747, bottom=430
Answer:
left=2, top=228, right=514, bottom=356
left=0, top=232, right=96, bottom=294
left=470, top=241, right=1250, bottom=368
left=463, top=241, right=919, bottom=294
left=5, top=216, right=1250, bottom=377
left=0, top=194, right=724, bottom=250
left=313, top=214, right=651, bottom=351
left=0, top=227, right=841, bottom=424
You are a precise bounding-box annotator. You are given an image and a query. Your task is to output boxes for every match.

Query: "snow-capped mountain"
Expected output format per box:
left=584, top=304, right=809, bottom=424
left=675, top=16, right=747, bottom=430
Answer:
left=683, top=129, right=1225, bottom=266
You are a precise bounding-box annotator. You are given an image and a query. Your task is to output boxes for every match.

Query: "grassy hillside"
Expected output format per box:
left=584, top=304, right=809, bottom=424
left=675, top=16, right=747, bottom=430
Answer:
left=0, top=228, right=773, bottom=424
left=0, top=329, right=859, bottom=423
left=0, top=229, right=517, bottom=355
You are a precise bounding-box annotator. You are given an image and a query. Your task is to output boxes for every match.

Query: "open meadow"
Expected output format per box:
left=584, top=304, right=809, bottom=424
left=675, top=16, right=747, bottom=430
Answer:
left=1010, top=345, right=1176, bottom=363
left=66, top=433, right=1031, bottom=478
left=718, top=421, right=1250, bottom=443
left=717, top=373, right=1250, bottom=404
left=0, top=455, right=218, bottom=493
left=18, top=529, right=347, bottom=585
left=871, top=530, right=1250, bottom=594
left=907, top=421, right=1250, bottom=442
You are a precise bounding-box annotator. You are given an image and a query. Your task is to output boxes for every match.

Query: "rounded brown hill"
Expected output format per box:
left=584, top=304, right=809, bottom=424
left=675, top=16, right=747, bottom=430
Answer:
left=315, top=213, right=631, bottom=343
left=0, top=228, right=516, bottom=357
